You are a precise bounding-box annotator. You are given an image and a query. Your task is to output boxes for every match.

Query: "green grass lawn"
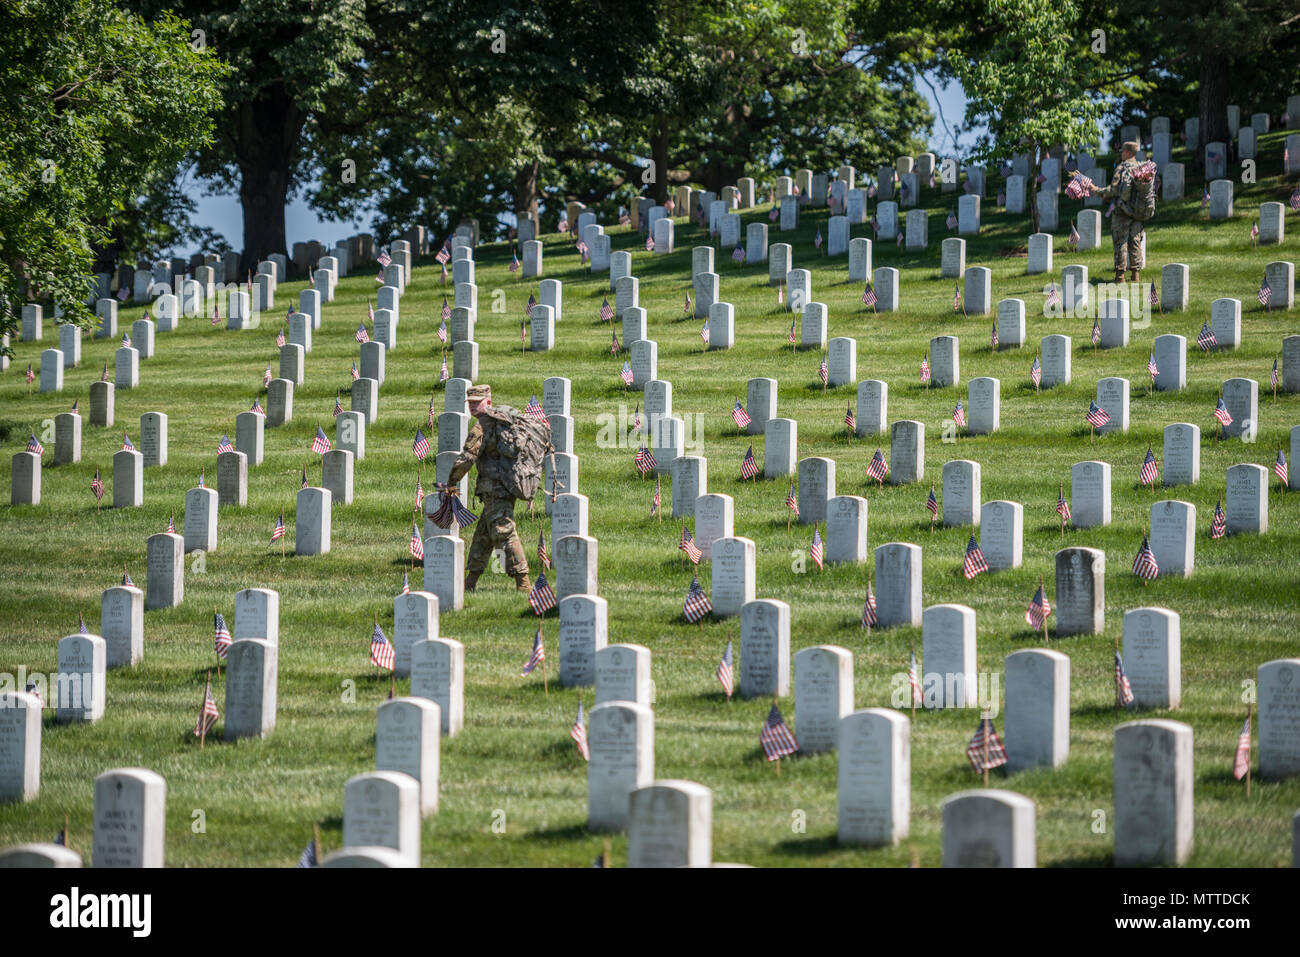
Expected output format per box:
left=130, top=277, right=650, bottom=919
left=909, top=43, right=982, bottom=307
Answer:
left=2, top=133, right=1298, bottom=867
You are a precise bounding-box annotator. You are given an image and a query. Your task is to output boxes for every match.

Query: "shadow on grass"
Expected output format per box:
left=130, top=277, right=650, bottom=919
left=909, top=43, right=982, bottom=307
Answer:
left=529, top=822, right=595, bottom=843
left=772, top=834, right=842, bottom=857
left=1044, top=852, right=1112, bottom=868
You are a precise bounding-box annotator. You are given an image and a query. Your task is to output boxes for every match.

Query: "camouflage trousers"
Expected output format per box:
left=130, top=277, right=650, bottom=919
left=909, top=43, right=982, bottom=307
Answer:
left=466, top=495, right=529, bottom=576
left=1111, top=214, right=1145, bottom=272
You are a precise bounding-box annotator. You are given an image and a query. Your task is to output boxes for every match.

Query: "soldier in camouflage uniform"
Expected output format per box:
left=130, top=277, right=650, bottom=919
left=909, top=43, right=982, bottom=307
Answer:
left=1091, top=140, right=1144, bottom=284
left=447, top=384, right=533, bottom=593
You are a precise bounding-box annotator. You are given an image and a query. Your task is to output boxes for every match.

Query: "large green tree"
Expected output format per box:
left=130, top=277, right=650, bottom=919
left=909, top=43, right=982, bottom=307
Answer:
left=0, top=0, right=224, bottom=343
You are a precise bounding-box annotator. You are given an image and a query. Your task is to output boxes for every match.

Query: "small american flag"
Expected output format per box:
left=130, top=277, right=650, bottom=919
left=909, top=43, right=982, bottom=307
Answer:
left=679, top=525, right=702, bottom=564
left=1139, top=446, right=1158, bottom=486
left=716, top=641, right=734, bottom=699
left=1064, top=172, right=1094, bottom=200
left=434, top=244, right=449, bottom=264
left=300, top=468, right=308, bottom=489
left=1025, top=585, right=1052, bottom=631
left=1067, top=222, right=1080, bottom=248
left=116, top=284, right=129, bottom=301
left=1196, top=322, right=1217, bottom=351
left=71, top=400, right=78, bottom=413
left=651, top=475, right=661, bottom=516
left=600, top=298, right=614, bottom=322
left=1105, top=200, right=1115, bottom=218
left=122, top=433, right=135, bottom=451
left=91, top=468, right=105, bottom=501
left=740, top=444, right=760, bottom=479
left=270, top=512, right=286, bottom=543
left=1258, top=276, right=1272, bottom=306
left=414, top=475, right=424, bottom=509
left=355, top=322, right=369, bottom=343
left=427, top=396, right=436, bottom=427
left=952, top=399, right=966, bottom=428
left=123, top=569, right=135, bottom=587
left=1271, top=358, right=1279, bottom=389
left=732, top=244, right=746, bottom=264
left=570, top=701, right=589, bottom=760
left=1233, top=716, right=1251, bottom=780
left=437, top=316, right=447, bottom=344
left=297, top=840, right=319, bottom=868
left=787, top=317, right=796, bottom=344
left=1211, top=499, right=1227, bottom=538
left=1091, top=317, right=1101, bottom=346
left=214, top=612, right=232, bottom=658
left=953, top=283, right=961, bottom=311
left=528, top=575, right=557, bottom=616
left=785, top=482, right=799, bottom=517
left=212, top=302, right=221, bottom=325
left=664, top=198, right=676, bottom=213
left=1056, top=485, right=1072, bottom=523
left=1149, top=283, right=1159, bottom=307
left=371, top=622, right=395, bottom=671
left=377, top=249, right=392, bottom=268
left=524, top=395, right=546, bottom=421
left=197, top=469, right=205, bottom=488
left=946, top=208, right=957, bottom=230
left=522, top=627, right=546, bottom=672
left=276, top=326, right=285, bottom=348
left=610, top=328, right=620, bottom=354
left=166, top=512, right=176, bottom=534
left=761, top=703, right=798, bottom=761
left=1250, top=221, right=1259, bottom=242
left=920, top=353, right=931, bottom=384
left=263, top=365, right=273, bottom=388
left=867, top=448, right=888, bottom=482
left=1201, top=187, right=1210, bottom=209
left=844, top=404, right=856, bottom=431
left=194, top=684, right=220, bottom=737
left=351, top=362, right=360, bottom=380
left=635, top=446, right=656, bottom=475
left=926, top=484, right=938, bottom=518
left=401, top=571, right=410, bottom=595
left=818, top=357, right=828, bottom=385
left=333, top=394, right=343, bottom=418
left=1030, top=353, right=1042, bottom=387
left=1291, top=187, right=1300, bottom=211
left=907, top=650, right=921, bottom=704
left=814, top=229, right=823, bottom=249
left=1274, top=449, right=1289, bottom=486
left=683, top=290, right=692, bottom=315
left=1132, top=534, right=1159, bottom=580
left=990, top=322, right=998, bottom=350
left=861, top=281, right=877, bottom=308
left=966, top=715, right=1008, bottom=772
left=311, top=426, right=331, bottom=455
left=25, top=433, right=43, bottom=456
left=1115, top=650, right=1135, bottom=706
left=1046, top=283, right=1061, bottom=309
left=962, top=533, right=989, bottom=579
left=440, top=353, right=449, bottom=382
left=368, top=301, right=376, bottom=323
left=769, top=206, right=779, bottom=222
left=412, top=428, right=430, bottom=461
left=1213, top=396, right=1233, bottom=426
left=1085, top=400, right=1110, bottom=428
left=645, top=234, right=654, bottom=251
left=809, top=527, right=824, bottom=570
left=862, top=584, right=878, bottom=628
left=633, top=403, right=640, bottom=431
left=24, top=363, right=33, bottom=385
left=700, top=321, right=710, bottom=345
left=1147, top=351, right=1158, bottom=379
left=100, top=362, right=109, bottom=381
left=509, top=251, right=520, bottom=273
left=620, top=361, right=634, bottom=386
left=537, top=529, right=550, bottom=569
left=683, top=574, right=712, bottom=622
left=731, top=400, right=751, bottom=429
left=778, top=284, right=785, bottom=305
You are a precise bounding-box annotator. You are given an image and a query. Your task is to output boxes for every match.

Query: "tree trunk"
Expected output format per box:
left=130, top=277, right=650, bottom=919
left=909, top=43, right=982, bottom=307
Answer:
left=1197, top=47, right=1229, bottom=167
left=650, top=114, right=669, bottom=205
left=514, top=159, right=539, bottom=226
left=235, top=89, right=306, bottom=272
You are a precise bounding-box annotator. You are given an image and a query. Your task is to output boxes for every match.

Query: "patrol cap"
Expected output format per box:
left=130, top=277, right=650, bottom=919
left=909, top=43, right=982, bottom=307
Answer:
left=1121, top=140, right=1139, bottom=153
left=466, top=383, right=492, bottom=403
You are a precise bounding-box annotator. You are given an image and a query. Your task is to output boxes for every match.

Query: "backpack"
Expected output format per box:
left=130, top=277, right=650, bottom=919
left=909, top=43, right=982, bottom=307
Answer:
left=1126, top=161, right=1157, bottom=222
left=477, top=406, right=552, bottom=501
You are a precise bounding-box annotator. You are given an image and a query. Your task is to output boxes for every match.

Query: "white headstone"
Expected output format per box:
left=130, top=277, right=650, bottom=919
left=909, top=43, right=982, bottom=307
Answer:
left=889, top=420, right=924, bottom=485
left=627, top=780, right=711, bottom=868
left=295, top=486, right=331, bottom=555
left=595, top=644, right=652, bottom=708
left=874, top=543, right=921, bottom=628
left=588, top=701, right=655, bottom=831
left=941, top=790, right=1035, bottom=867
left=343, top=771, right=420, bottom=867
left=1054, top=546, right=1105, bottom=636
left=837, top=709, right=910, bottom=846
left=1258, top=659, right=1300, bottom=780
left=375, top=697, right=440, bottom=815
left=224, top=638, right=277, bottom=740
left=710, top=537, right=756, bottom=617
left=410, top=638, right=464, bottom=736
left=92, top=768, right=166, bottom=867
left=980, top=500, right=1023, bottom=570
left=794, top=646, right=854, bottom=753
left=1113, top=720, right=1193, bottom=865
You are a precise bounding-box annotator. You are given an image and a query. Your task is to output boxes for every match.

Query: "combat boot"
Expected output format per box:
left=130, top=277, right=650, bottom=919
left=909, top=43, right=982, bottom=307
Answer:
left=1130, top=269, right=1140, bottom=285
left=1113, top=268, right=1125, bottom=284
left=465, top=569, right=482, bottom=592
left=514, top=571, right=532, bottom=593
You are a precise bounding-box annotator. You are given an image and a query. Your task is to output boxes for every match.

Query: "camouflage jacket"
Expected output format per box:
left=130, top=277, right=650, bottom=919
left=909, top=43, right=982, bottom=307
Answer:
left=448, top=406, right=536, bottom=501
left=1097, top=157, right=1139, bottom=214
